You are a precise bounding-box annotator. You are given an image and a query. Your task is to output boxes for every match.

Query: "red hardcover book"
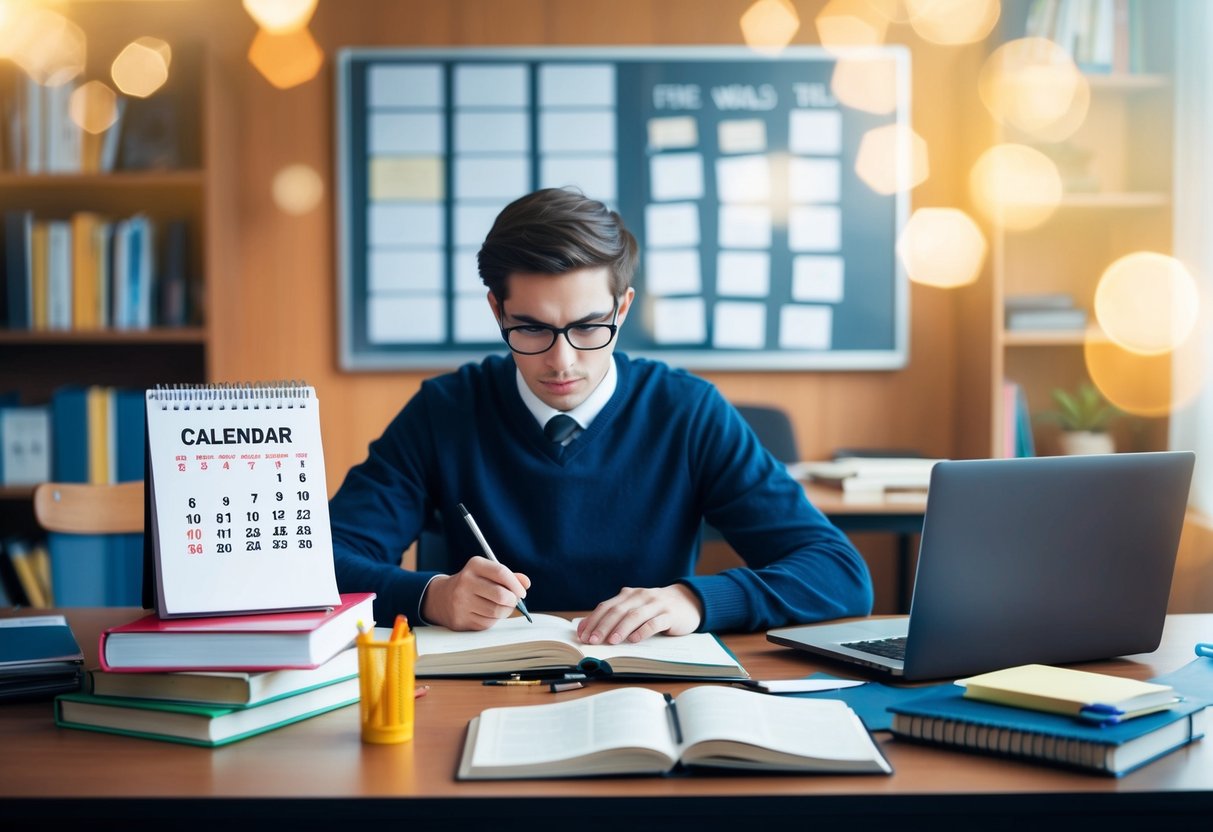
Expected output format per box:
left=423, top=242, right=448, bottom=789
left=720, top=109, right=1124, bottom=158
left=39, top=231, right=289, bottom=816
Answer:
left=98, top=592, right=376, bottom=672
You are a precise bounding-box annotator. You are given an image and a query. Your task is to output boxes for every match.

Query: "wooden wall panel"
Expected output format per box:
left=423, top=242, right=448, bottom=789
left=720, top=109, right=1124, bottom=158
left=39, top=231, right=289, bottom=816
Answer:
left=68, top=1, right=979, bottom=488
left=204, top=0, right=979, bottom=489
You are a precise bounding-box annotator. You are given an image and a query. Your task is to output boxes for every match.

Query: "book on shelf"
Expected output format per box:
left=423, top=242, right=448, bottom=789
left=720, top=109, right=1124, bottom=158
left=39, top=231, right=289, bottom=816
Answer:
left=1005, top=307, right=1088, bottom=332
left=1001, top=381, right=1036, bottom=459
left=458, top=685, right=892, bottom=780
left=98, top=592, right=376, bottom=672
left=415, top=613, right=748, bottom=680
left=3, top=209, right=33, bottom=329
left=0, top=404, right=51, bottom=486
left=957, top=663, right=1180, bottom=723
left=888, top=686, right=1208, bottom=777
left=0, top=614, right=84, bottom=701
left=3, top=537, right=52, bottom=608
left=1003, top=292, right=1078, bottom=311
left=55, top=676, right=360, bottom=747
left=1023, top=0, right=1127, bottom=74
left=45, top=218, right=71, bottom=331
left=47, top=385, right=145, bottom=606
left=88, top=645, right=358, bottom=708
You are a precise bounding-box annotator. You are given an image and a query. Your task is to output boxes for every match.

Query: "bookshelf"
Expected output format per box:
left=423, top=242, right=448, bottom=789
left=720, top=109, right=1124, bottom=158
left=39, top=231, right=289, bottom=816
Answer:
left=0, top=41, right=226, bottom=547
left=987, top=0, right=1176, bottom=458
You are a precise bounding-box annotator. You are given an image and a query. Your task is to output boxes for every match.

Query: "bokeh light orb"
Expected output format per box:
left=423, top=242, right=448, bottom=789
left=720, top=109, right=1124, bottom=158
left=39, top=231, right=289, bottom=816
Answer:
left=272, top=164, right=325, bottom=215
left=1094, top=252, right=1200, bottom=356
left=969, top=143, right=1063, bottom=231
left=896, top=207, right=987, bottom=288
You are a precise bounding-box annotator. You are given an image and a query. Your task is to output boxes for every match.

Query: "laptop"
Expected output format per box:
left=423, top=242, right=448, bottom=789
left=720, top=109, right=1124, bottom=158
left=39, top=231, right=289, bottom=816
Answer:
left=767, top=451, right=1195, bottom=681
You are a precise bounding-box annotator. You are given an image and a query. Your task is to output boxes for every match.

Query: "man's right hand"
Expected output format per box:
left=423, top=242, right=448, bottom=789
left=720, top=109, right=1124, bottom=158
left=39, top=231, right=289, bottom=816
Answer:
left=420, top=556, right=532, bottom=630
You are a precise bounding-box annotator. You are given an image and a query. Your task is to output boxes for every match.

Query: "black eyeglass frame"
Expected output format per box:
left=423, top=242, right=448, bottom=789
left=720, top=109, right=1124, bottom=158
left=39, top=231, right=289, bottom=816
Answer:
left=498, top=299, right=622, bottom=356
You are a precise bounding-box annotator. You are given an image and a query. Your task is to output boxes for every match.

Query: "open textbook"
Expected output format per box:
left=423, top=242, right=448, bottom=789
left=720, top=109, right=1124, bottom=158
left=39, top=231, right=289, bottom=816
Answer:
left=415, top=614, right=748, bottom=680
left=458, top=685, right=893, bottom=779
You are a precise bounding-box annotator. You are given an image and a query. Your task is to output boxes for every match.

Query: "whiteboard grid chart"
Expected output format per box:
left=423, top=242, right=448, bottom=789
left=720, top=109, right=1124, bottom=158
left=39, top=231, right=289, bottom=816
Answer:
left=337, top=47, right=910, bottom=370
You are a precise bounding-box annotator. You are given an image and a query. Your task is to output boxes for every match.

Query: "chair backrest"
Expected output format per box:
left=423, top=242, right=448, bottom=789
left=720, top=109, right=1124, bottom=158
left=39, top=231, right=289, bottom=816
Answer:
left=33, top=482, right=145, bottom=535
left=734, top=403, right=800, bottom=463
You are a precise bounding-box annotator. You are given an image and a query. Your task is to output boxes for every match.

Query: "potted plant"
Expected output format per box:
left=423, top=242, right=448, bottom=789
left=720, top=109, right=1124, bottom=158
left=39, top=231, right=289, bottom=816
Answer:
left=1037, top=382, right=1120, bottom=455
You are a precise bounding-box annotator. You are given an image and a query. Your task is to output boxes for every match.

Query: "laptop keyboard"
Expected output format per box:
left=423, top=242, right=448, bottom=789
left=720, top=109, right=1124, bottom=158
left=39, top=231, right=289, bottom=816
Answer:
left=843, top=636, right=907, bottom=660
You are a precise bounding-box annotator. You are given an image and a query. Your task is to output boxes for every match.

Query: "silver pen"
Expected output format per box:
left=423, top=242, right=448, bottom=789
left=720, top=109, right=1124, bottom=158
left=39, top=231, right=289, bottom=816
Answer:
left=456, top=502, right=533, bottom=623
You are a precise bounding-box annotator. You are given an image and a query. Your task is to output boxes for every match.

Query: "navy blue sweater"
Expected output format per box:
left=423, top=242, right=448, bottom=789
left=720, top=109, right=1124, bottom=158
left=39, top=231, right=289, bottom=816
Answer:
left=329, top=354, right=873, bottom=632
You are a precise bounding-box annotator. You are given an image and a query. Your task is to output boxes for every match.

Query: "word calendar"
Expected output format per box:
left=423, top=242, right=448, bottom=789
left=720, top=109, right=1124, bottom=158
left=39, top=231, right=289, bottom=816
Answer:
left=145, top=383, right=341, bottom=618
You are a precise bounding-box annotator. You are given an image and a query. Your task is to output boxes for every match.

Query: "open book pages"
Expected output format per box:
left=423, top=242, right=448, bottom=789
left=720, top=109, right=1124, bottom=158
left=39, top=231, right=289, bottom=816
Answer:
left=458, top=685, right=892, bottom=779
left=414, top=614, right=748, bottom=679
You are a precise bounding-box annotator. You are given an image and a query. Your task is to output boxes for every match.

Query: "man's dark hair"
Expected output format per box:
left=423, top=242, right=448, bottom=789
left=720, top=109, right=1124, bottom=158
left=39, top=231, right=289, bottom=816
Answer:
left=477, top=188, right=638, bottom=301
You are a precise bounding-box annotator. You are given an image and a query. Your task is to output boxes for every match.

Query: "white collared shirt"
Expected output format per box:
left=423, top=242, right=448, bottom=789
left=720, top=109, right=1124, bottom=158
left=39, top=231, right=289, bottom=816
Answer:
left=516, top=355, right=618, bottom=444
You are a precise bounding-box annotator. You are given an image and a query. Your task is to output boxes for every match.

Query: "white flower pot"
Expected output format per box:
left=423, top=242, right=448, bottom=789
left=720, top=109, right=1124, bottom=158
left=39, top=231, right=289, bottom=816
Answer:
left=1058, top=431, right=1115, bottom=456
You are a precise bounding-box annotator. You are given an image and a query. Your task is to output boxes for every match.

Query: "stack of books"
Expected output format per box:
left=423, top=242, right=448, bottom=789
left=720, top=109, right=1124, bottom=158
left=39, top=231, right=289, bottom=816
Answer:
left=53, top=592, right=375, bottom=747
left=0, top=615, right=84, bottom=701
left=889, top=663, right=1209, bottom=777
left=1004, top=293, right=1088, bottom=333
left=792, top=456, right=943, bottom=497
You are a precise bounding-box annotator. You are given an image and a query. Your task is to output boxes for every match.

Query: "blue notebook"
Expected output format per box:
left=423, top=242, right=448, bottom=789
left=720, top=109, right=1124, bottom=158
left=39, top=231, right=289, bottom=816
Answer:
left=888, top=687, right=1208, bottom=777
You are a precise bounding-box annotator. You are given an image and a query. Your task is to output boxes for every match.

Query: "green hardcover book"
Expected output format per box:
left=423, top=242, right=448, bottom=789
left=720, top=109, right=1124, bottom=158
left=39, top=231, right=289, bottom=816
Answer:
left=87, top=646, right=358, bottom=708
left=54, top=676, right=358, bottom=747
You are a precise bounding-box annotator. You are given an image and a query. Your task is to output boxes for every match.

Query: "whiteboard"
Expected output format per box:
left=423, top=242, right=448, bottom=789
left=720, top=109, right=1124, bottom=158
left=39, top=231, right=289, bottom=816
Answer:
left=335, top=46, right=911, bottom=371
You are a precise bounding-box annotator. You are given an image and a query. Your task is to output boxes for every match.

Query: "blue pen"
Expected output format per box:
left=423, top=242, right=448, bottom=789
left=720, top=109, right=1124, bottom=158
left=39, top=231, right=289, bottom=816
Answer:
left=1077, top=703, right=1126, bottom=725
left=1196, top=643, right=1213, bottom=658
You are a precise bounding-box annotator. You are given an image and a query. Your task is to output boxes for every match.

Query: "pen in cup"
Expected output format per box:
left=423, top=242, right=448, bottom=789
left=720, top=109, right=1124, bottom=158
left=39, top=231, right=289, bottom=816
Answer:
left=457, top=502, right=533, bottom=623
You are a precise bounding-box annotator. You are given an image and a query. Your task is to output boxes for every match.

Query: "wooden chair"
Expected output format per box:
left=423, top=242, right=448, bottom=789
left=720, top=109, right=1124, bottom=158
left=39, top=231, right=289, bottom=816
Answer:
left=33, top=482, right=145, bottom=535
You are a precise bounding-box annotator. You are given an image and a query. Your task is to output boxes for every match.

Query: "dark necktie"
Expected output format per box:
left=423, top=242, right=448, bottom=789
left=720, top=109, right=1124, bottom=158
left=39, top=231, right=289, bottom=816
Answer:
left=544, top=414, right=579, bottom=445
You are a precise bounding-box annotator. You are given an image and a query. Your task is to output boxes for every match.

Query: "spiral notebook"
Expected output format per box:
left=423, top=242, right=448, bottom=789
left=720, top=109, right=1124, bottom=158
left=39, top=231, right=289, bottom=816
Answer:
left=144, top=382, right=341, bottom=618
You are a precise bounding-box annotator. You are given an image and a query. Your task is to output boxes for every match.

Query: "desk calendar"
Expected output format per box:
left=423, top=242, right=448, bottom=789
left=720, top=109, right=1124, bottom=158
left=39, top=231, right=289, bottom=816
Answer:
left=145, top=383, right=341, bottom=618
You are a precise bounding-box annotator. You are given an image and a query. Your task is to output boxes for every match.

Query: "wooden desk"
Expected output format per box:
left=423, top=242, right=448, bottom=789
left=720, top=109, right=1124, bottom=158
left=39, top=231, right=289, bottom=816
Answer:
left=804, top=482, right=926, bottom=613
left=2, top=609, right=1211, bottom=831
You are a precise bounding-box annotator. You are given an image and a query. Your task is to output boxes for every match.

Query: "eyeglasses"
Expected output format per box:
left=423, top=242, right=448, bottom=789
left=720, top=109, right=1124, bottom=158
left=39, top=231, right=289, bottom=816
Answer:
left=499, top=300, right=621, bottom=355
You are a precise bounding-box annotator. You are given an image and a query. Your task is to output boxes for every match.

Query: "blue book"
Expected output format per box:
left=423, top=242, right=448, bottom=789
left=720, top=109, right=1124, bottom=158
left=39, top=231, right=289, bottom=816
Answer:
left=47, top=386, right=144, bottom=606
left=3, top=210, right=32, bottom=329
left=888, top=687, right=1208, bottom=777
left=50, top=385, right=89, bottom=482
left=113, top=387, right=145, bottom=483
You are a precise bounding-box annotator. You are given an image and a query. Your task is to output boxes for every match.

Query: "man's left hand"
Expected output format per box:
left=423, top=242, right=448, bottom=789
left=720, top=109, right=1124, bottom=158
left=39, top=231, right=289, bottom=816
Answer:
left=575, top=584, right=703, bottom=645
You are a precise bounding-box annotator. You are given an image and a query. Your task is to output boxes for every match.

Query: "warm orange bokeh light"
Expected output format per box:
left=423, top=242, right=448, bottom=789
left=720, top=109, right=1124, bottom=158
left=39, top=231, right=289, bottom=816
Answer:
left=1094, top=252, right=1200, bottom=356
left=855, top=123, right=929, bottom=195
left=112, top=38, right=171, bottom=98
left=862, top=0, right=914, bottom=23
left=969, top=143, right=1063, bottom=231
left=907, top=0, right=1001, bottom=45
left=243, top=0, right=319, bottom=34
left=1085, top=337, right=1204, bottom=419
left=248, top=27, right=324, bottom=90
left=816, top=0, right=889, bottom=53
left=5, top=6, right=86, bottom=87
left=896, top=207, right=987, bottom=289
left=830, top=53, right=899, bottom=115
left=272, top=164, right=325, bottom=215
left=740, top=0, right=800, bottom=56
left=979, top=37, right=1090, bottom=142
left=69, top=80, right=118, bottom=134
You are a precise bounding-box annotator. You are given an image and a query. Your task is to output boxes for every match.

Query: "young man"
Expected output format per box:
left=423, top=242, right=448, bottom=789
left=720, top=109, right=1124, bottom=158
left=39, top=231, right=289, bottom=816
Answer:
left=330, top=188, right=873, bottom=644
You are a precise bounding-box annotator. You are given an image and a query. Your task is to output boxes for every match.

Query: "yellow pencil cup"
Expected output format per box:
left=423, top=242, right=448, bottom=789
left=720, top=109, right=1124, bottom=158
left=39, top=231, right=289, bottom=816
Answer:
left=357, top=624, right=415, bottom=744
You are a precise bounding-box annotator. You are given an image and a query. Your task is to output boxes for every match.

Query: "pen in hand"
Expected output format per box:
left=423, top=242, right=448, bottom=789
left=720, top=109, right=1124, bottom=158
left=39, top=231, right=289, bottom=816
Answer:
left=457, top=502, right=534, bottom=623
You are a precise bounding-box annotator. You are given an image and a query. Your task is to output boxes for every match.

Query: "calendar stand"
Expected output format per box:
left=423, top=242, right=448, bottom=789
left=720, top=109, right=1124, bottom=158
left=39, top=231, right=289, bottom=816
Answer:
left=143, top=382, right=341, bottom=618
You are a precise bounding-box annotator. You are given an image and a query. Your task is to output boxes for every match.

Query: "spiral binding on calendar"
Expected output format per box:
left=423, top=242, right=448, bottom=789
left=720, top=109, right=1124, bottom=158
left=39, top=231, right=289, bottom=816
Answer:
left=147, top=381, right=312, bottom=411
